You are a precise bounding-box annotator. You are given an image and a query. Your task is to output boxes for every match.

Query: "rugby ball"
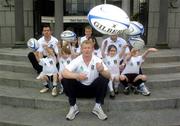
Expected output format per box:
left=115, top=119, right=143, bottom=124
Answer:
left=27, top=38, right=39, bottom=51
left=129, top=37, right=145, bottom=50
left=87, top=4, right=130, bottom=35
left=60, top=30, right=76, bottom=42
left=124, top=21, right=144, bottom=36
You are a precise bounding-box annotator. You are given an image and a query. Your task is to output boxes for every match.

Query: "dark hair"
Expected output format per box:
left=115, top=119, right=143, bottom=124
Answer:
left=107, top=44, right=117, bottom=53
left=88, top=36, right=99, bottom=49
left=42, top=24, right=51, bottom=30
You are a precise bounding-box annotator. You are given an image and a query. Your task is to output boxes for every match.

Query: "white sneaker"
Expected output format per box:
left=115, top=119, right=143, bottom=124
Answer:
left=40, top=87, right=49, bottom=93
left=66, top=104, right=79, bottom=120
left=52, top=87, right=58, bottom=96
left=138, top=83, right=151, bottom=96
left=92, top=105, right=107, bottom=120
left=36, top=72, right=43, bottom=79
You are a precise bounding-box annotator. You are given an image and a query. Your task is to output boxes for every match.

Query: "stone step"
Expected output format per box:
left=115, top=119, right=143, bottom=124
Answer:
left=0, top=104, right=179, bottom=126
left=0, top=70, right=180, bottom=89
left=142, top=61, right=180, bottom=74
left=1, top=57, right=180, bottom=75
left=0, top=48, right=180, bottom=64
left=0, top=84, right=180, bottom=111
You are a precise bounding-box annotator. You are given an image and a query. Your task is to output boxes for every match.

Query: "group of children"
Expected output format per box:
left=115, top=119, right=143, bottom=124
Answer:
left=31, top=24, right=158, bottom=99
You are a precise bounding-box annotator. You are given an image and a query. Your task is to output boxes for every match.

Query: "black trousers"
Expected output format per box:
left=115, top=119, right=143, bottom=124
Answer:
left=62, top=75, right=109, bottom=106
left=27, top=52, right=42, bottom=74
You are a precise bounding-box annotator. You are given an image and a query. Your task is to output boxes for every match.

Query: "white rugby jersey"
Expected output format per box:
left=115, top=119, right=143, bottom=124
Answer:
left=39, top=56, right=58, bottom=76
left=121, top=55, right=144, bottom=74
left=37, top=36, right=59, bottom=56
left=103, top=54, right=122, bottom=75
left=58, top=56, right=72, bottom=72
left=65, top=54, right=108, bottom=86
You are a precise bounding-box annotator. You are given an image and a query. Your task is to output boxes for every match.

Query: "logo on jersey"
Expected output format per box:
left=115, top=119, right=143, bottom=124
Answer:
left=91, top=65, right=95, bottom=70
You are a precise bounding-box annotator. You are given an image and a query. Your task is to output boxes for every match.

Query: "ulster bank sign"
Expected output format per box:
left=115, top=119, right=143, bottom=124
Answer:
left=41, top=16, right=88, bottom=23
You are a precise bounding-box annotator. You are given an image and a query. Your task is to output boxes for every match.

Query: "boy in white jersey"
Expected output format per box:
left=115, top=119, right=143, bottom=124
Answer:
left=37, top=45, right=58, bottom=96
left=62, top=40, right=110, bottom=121
left=120, top=47, right=158, bottom=95
left=28, top=24, right=59, bottom=74
left=58, top=44, right=73, bottom=94
left=103, top=44, right=128, bottom=98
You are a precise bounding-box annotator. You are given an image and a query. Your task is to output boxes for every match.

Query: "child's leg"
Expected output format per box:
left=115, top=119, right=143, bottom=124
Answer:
left=40, top=75, right=49, bottom=93
left=108, top=76, right=115, bottom=99
left=58, top=73, right=64, bottom=94
left=52, top=74, right=58, bottom=96
left=113, top=76, right=120, bottom=94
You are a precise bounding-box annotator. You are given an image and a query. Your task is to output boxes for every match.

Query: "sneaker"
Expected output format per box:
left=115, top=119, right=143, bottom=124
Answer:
left=92, top=105, right=107, bottom=120
left=52, top=87, right=58, bottom=96
left=123, top=86, right=130, bottom=95
left=109, top=91, right=115, bottom=99
left=131, top=86, right=139, bottom=94
left=138, top=83, right=151, bottom=96
left=66, top=105, right=79, bottom=120
left=59, top=85, right=64, bottom=95
left=114, top=88, right=119, bottom=94
left=40, top=87, right=49, bottom=93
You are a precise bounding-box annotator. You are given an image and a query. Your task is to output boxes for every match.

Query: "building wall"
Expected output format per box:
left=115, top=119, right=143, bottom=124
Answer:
left=148, top=0, right=180, bottom=48
left=0, top=0, right=33, bottom=48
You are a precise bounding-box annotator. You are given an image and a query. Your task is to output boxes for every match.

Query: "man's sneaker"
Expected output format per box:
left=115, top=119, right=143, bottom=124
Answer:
left=138, top=83, right=151, bottom=96
left=52, top=87, right=58, bottom=96
left=92, top=105, right=107, bottom=120
left=40, top=87, right=49, bottom=93
left=66, top=105, right=79, bottom=120
left=109, top=91, right=115, bottom=99
left=123, top=86, right=130, bottom=95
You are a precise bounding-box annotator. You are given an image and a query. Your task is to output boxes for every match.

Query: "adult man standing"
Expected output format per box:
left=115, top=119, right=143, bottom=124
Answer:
left=62, top=40, right=110, bottom=120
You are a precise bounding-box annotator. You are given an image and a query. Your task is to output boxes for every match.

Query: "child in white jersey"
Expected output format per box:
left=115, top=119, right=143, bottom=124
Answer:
left=120, top=47, right=158, bottom=95
left=58, top=44, right=72, bottom=94
left=37, top=45, right=58, bottom=96
left=103, top=44, right=128, bottom=98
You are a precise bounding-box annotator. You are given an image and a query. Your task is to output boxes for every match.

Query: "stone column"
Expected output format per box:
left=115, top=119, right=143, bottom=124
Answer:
left=14, top=0, right=25, bottom=48
left=156, top=0, right=169, bottom=48
left=54, top=0, right=63, bottom=40
left=122, top=0, right=130, bottom=17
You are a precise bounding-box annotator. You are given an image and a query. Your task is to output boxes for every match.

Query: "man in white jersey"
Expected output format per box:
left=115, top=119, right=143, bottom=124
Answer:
left=62, top=40, right=110, bottom=121
left=101, top=35, right=130, bottom=58
left=79, top=25, right=93, bottom=44
left=28, top=24, right=59, bottom=74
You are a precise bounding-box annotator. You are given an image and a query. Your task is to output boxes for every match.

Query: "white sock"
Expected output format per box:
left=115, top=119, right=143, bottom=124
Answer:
left=108, top=80, right=114, bottom=92
left=95, top=103, right=101, bottom=108
left=114, top=81, right=119, bottom=88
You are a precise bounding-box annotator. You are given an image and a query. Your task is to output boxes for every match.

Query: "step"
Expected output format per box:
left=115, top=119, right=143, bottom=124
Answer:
left=0, top=71, right=180, bottom=89
left=0, top=60, right=35, bottom=74
left=0, top=85, right=180, bottom=111
left=0, top=104, right=180, bottom=126
left=142, top=61, right=180, bottom=74
left=0, top=48, right=180, bottom=63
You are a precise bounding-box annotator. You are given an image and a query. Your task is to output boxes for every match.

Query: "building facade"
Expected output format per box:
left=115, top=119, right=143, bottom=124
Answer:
left=0, top=0, right=180, bottom=48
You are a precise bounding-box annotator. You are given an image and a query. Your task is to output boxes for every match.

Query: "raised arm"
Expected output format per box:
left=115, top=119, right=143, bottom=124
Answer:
left=142, top=48, right=158, bottom=60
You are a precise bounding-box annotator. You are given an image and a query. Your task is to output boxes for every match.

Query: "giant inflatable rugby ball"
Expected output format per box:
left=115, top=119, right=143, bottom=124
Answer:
left=129, top=37, right=145, bottom=50
left=60, top=30, right=76, bottom=42
left=124, top=21, right=144, bottom=36
left=87, top=4, right=130, bottom=35
left=27, top=38, right=39, bottom=51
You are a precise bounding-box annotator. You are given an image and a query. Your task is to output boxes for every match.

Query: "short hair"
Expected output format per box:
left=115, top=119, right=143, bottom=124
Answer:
left=107, top=44, right=117, bottom=53
left=85, top=25, right=92, bottom=30
left=81, top=40, right=94, bottom=47
left=42, top=24, right=51, bottom=30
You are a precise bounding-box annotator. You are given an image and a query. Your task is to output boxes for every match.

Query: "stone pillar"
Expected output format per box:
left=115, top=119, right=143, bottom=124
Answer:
left=156, top=0, right=169, bottom=48
left=122, top=0, right=130, bottom=17
left=54, top=0, right=63, bottom=40
left=14, top=0, right=25, bottom=48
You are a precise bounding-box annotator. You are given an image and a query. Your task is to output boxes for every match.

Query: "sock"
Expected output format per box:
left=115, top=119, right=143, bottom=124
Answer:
left=95, top=103, right=101, bottom=108
left=114, top=81, right=119, bottom=89
left=108, top=80, right=114, bottom=92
